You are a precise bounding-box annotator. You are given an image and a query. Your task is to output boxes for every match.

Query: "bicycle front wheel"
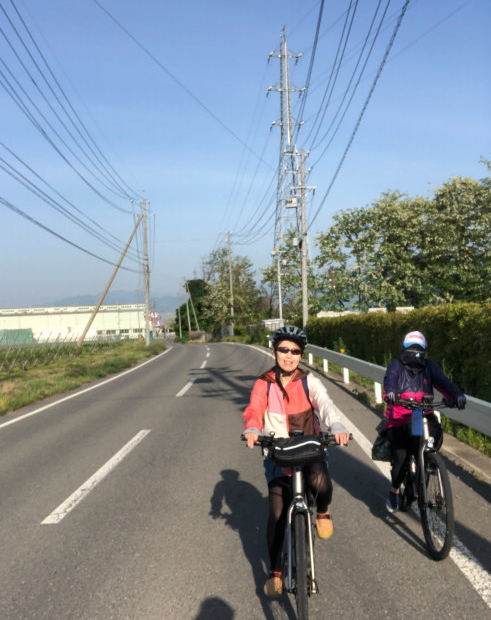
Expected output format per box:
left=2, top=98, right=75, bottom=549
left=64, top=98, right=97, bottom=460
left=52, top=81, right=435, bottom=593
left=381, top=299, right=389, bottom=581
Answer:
left=419, top=451, right=454, bottom=560
left=293, top=512, right=309, bottom=620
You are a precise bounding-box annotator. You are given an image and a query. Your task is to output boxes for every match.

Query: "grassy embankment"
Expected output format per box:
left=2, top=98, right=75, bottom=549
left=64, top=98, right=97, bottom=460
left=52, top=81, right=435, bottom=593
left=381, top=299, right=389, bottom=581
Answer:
left=0, top=339, right=167, bottom=416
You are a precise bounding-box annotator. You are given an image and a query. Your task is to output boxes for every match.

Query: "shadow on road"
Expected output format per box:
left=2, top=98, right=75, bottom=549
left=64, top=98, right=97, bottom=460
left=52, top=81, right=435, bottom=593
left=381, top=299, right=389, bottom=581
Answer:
left=209, top=469, right=298, bottom=620
left=192, top=596, right=235, bottom=619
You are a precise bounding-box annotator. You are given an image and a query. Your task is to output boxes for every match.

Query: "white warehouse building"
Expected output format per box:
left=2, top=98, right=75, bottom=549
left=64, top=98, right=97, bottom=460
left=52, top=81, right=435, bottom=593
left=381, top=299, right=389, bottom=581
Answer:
left=0, top=304, right=147, bottom=343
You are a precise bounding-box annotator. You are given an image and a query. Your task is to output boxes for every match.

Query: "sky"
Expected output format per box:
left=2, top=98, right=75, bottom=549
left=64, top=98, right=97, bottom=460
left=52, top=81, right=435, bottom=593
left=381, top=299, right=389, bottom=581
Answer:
left=1, top=0, right=490, bottom=311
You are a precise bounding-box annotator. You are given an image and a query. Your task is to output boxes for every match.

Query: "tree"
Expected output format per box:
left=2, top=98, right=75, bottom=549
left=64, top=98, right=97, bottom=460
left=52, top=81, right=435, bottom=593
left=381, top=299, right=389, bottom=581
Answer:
left=174, top=279, right=211, bottom=336
left=420, top=176, right=491, bottom=303
left=261, top=227, right=324, bottom=317
left=316, top=171, right=491, bottom=309
left=200, top=248, right=264, bottom=334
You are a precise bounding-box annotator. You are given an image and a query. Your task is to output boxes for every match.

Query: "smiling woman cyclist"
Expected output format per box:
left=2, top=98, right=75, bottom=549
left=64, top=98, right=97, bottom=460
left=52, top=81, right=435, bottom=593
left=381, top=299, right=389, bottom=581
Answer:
left=243, top=325, right=349, bottom=597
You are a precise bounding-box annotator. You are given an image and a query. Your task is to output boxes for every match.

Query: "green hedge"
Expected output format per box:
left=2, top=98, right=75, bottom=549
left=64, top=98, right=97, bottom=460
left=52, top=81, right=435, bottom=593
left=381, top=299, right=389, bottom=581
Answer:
left=306, top=303, right=491, bottom=400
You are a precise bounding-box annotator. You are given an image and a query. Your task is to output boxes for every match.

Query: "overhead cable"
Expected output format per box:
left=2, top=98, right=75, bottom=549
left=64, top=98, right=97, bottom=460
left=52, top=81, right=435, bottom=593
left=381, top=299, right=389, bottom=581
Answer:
left=308, top=0, right=411, bottom=229
left=1, top=196, right=140, bottom=272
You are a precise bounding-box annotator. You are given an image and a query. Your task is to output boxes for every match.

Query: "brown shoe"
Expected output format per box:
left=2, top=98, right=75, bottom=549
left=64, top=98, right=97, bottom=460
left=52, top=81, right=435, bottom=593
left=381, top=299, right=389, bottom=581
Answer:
left=316, top=510, right=333, bottom=539
left=264, top=572, right=282, bottom=597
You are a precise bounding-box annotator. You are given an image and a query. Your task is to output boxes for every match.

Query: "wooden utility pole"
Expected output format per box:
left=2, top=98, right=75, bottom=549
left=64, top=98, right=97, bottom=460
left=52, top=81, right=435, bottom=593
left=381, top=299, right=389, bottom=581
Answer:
left=77, top=214, right=143, bottom=348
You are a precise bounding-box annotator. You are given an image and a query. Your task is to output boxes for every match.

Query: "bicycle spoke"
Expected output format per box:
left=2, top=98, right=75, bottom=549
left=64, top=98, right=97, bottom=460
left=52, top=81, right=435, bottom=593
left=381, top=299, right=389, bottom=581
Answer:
left=419, top=452, right=454, bottom=560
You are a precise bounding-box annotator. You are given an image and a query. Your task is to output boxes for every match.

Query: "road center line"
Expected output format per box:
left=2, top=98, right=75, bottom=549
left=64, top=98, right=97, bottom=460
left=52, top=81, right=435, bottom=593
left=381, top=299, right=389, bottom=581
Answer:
left=176, top=379, right=195, bottom=397
left=41, top=430, right=151, bottom=525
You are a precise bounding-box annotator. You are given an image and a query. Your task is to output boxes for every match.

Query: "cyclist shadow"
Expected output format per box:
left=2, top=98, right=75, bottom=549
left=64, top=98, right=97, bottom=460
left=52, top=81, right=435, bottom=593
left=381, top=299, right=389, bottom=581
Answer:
left=193, top=596, right=235, bottom=619
left=209, top=469, right=298, bottom=620
left=329, top=448, right=430, bottom=558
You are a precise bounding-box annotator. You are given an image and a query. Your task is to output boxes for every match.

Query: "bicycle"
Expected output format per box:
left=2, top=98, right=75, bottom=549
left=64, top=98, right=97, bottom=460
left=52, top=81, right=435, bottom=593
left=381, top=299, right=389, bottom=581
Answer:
left=242, top=431, right=350, bottom=620
left=392, top=395, right=456, bottom=561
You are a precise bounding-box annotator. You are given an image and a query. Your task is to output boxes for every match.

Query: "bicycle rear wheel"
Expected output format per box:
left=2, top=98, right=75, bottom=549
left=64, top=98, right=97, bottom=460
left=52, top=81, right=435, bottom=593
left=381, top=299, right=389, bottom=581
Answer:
left=293, top=512, right=309, bottom=620
left=419, top=451, right=454, bottom=560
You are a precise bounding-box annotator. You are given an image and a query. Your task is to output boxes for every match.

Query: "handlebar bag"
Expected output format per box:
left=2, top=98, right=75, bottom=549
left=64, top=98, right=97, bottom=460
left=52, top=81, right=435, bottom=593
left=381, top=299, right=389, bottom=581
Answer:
left=273, top=435, right=325, bottom=467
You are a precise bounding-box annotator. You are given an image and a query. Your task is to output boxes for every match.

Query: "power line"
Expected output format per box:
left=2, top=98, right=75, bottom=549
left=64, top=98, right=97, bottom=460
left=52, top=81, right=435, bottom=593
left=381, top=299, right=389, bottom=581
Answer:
left=308, top=0, right=410, bottom=228
left=90, top=0, right=270, bottom=168
left=1, top=196, right=140, bottom=272
left=7, top=0, right=139, bottom=200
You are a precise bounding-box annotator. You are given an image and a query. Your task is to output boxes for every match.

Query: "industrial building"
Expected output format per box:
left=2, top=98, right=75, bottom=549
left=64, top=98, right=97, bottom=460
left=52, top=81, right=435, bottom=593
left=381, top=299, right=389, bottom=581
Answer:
left=0, top=304, right=150, bottom=343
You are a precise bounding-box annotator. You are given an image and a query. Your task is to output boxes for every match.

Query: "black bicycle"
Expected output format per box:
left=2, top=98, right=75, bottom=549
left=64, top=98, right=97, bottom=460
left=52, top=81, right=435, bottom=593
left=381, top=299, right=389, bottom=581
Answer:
left=394, top=396, right=455, bottom=560
left=243, top=431, right=350, bottom=620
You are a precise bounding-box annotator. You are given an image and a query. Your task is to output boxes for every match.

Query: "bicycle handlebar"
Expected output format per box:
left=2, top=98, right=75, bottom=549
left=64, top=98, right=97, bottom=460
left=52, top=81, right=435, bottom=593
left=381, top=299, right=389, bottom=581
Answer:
left=390, top=395, right=453, bottom=410
left=241, top=431, right=353, bottom=448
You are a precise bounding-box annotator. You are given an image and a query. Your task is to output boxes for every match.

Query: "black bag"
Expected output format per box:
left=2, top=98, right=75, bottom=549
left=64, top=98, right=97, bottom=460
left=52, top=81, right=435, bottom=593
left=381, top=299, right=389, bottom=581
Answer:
left=273, top=434, right=325, bottom=467
left=371, top=422, right=391, bottom=462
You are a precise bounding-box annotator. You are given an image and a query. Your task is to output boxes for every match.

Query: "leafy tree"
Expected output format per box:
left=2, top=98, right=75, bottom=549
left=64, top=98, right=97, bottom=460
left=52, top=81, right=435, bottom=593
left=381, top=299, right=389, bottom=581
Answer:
left=261, top=227, right=324, bottom=317
left=200, top=248, right=264, bottom=334
left=316, top=171, right=491, bottom=309
left=174, top=279, right=211, bottom=336
left=420, top=176, right=491, bottom=303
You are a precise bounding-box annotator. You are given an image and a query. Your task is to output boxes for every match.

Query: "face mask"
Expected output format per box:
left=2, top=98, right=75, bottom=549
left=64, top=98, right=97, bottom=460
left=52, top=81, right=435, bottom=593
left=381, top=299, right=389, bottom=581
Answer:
left=400, top=347, right=426, bottom=372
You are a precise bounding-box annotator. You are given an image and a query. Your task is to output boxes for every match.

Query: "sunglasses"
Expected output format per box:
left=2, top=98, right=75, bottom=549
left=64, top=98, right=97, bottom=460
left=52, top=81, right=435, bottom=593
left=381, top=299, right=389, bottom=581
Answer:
left=276, top=346, right=303, bottom=356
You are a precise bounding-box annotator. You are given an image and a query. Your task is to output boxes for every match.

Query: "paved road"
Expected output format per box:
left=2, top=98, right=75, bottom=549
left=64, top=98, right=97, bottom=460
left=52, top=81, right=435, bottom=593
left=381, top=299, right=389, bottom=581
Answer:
left=0, top=343, right=489, bottom=619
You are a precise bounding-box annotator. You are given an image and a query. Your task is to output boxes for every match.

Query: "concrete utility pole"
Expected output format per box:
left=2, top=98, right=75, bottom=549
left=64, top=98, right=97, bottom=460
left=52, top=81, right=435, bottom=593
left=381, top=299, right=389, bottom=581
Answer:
left=142, top=194, right=151, bottom=345
left=227, top=232, right=234, bottom=336
left=300, top=150, right=311, bottom=329
left=184, top=280, right=192, bottom=333
left=77, top=214, right=143, bottom=348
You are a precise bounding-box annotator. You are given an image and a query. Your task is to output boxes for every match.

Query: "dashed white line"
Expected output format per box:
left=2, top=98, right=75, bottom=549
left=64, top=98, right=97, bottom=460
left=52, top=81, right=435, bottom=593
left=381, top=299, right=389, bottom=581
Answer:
left=176, top=379, right=195, bottom=397
left=42, top=430, right=151, bottom=524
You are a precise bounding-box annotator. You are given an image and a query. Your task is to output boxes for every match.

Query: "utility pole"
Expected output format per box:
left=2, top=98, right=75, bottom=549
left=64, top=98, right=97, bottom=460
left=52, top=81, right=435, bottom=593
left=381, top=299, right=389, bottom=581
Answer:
left=142, top=194, right=150, bottom=345
left=290, top=150, right=315, bottom=330
left=132, top=193, right=151, bottom=345
left=186, top=279, right=200, bottom=331
left=227, top=232, right=234, bottom=336
left=77, top=214, right=143, bottom=348
left=177, top=290, right=182, bottom=338
left=184, top=280, right=192, bottom=333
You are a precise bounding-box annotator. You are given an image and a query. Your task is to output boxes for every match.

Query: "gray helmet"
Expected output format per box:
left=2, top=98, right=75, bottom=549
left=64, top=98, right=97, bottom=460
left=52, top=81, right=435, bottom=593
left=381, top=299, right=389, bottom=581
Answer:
left=273, top=325, right=307, bottom=349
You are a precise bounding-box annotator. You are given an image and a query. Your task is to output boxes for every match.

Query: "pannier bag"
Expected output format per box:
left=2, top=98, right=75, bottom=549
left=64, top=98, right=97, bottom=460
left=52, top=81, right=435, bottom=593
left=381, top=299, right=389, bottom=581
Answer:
left=273, top=434, right=325, bottom=467
left=371, top=421, right=391, bottom=462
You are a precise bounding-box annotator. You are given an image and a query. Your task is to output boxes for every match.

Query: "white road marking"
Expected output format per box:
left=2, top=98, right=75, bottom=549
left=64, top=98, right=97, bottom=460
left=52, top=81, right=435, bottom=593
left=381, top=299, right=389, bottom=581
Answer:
left=200, top=360, right=207, bottom=369
left=0, top=348, right=173, bottom=430
left=41, top=430, right=151, bottom=524
left=176, top=379, right=195, bottom=397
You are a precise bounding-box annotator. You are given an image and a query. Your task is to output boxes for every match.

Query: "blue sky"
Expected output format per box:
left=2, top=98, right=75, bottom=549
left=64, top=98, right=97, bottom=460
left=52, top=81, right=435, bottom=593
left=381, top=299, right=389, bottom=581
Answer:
left=1, top=0, right=490, bottom=309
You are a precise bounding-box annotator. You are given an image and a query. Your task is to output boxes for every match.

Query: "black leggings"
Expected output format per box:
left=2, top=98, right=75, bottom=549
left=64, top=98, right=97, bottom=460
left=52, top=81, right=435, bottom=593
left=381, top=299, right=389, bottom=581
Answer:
left=266, top=461, right=333, bottom=572
left=388, top=414, right=443, bottom=489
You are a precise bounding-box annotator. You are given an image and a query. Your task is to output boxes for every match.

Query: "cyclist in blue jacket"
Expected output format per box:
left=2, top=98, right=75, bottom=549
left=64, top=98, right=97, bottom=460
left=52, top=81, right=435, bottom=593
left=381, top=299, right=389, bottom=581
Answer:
left=383, top=331, right=465, bottom=513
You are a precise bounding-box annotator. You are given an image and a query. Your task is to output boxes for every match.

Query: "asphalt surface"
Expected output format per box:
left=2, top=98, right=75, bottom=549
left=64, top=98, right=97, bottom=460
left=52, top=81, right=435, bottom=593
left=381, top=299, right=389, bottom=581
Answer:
left=0, top=342, right=489, bottom=619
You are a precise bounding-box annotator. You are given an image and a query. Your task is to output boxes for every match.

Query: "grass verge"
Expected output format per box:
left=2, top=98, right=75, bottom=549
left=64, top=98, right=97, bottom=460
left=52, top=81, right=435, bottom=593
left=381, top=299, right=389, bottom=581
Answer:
left=0, top=340, right=167, bottom=416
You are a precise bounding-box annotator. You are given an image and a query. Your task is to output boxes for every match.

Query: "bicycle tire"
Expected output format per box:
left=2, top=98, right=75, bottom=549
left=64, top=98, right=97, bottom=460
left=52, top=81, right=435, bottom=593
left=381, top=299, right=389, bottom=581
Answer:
left=294, top=511, right=309, bottom=620
left=418, top=451, right=454, bottom=560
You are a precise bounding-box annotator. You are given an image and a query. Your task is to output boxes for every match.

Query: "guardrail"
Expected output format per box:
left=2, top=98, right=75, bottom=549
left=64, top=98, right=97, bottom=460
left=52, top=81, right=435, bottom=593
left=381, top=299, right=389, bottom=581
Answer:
left=267, top=339, right=491, bottom=437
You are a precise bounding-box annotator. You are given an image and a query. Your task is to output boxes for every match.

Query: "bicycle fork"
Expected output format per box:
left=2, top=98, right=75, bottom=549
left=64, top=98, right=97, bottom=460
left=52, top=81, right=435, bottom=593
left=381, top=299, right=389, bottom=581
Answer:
left=285, top=468, right=319, bottom=595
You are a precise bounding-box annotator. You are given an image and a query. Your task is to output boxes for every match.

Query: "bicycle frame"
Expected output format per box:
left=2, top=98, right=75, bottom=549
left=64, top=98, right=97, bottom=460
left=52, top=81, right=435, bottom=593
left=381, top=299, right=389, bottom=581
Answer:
left=412, top=411, right=441, bottom=506
left=285, top=466, right=319, bottom=595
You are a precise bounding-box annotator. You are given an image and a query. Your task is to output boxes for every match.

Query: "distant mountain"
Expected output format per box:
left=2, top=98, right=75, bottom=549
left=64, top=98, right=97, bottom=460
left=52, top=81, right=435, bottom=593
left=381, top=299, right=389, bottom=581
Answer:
left=45, top=291, right=179, bottom=315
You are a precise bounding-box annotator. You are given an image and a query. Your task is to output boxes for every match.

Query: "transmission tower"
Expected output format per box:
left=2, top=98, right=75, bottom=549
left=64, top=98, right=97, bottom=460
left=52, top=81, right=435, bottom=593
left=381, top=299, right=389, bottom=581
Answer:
left=268, top=28, right=305, bottom=318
